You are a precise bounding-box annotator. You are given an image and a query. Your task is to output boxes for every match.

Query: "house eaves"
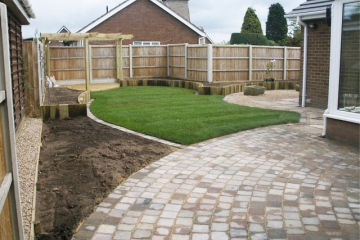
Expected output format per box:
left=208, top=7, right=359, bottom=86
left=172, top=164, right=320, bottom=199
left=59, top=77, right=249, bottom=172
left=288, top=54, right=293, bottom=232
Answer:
left=285, top=0, right=334, bottom=21
left=78, top=0, right=212, bottom=43
left=1, top=0, right=35, bottom=24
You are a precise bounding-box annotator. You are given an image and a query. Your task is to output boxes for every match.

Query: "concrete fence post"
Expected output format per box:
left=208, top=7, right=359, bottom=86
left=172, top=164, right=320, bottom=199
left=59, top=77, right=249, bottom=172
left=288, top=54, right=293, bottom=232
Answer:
left=283, top=47, right=287, bottom=80
left=129, top=44, right=133, bottom=78
left=207, top=44, right=213, bottom=83
left=167, top=45, right=170, bottom=77
left=249, top=45, right=253, bottom=81
left=185, top=44, right=188, bottom=79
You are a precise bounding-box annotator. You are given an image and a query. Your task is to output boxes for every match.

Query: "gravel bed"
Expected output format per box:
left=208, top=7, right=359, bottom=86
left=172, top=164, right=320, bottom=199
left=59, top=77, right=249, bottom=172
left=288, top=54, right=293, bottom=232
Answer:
left=16, top=118, right=42, bottom=240
left=225, top=89, right=299, bottom=109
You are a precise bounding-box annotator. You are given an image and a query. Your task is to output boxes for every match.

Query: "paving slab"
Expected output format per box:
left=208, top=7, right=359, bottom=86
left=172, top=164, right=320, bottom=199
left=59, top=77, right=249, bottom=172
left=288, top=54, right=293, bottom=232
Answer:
left=73, top=125, right=359, bottom=240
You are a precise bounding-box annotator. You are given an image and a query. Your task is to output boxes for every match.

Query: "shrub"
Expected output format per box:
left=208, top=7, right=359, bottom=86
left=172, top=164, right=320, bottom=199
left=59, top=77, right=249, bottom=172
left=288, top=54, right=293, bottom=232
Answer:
left=230, top=33, right=269, bottom=45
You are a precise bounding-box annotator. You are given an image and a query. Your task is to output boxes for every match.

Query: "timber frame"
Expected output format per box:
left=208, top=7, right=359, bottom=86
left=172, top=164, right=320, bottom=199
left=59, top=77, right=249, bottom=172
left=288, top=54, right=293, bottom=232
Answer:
left=40, top=32, right=133, bottom=90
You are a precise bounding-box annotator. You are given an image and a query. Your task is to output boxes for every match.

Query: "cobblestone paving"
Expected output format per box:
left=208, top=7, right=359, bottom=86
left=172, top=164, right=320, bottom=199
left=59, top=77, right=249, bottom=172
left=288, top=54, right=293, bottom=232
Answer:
left=73, top=126, right=359, bottom=240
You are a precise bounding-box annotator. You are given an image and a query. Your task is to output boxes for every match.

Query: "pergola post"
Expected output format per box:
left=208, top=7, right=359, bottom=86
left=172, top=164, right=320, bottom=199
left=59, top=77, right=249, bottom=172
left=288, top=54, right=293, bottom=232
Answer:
left=40, top=32, right=133, bottom=88
left=44, top=39, right=51, bottom=77
left=116, top=39, right=123, bottom=81
left=84, top=37, right=90, bottom=90
left=42, top=38, right=46, bottom=77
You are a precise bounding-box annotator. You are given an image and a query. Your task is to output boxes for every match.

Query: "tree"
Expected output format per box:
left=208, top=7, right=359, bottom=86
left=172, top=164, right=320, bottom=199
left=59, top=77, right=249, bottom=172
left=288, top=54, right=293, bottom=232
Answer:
left=266, top=3, right=288, bottom=43
left=278, top=21, right=301, bottom=47
left=241, top=7, right=263, bottom=34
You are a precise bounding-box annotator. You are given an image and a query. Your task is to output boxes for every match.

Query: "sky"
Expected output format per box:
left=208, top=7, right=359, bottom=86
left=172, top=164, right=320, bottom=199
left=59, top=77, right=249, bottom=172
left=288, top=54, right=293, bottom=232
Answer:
left=22, top=0, right=305, bottom=44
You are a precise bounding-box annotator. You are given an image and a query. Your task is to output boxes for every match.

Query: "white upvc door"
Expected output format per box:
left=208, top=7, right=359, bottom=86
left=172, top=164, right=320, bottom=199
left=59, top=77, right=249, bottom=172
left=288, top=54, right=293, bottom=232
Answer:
left=326, top=0, right=360, bottom=124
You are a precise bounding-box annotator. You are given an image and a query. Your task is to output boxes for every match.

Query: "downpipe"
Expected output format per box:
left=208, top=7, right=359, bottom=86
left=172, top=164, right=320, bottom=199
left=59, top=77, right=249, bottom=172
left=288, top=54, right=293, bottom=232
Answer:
left=297, top=16, right=308, bottom=108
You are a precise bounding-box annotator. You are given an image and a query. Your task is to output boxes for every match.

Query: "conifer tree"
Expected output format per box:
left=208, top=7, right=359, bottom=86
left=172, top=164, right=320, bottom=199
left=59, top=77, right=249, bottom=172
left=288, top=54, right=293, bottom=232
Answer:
left=266, top=3, right=288, bottom=42
left=241, top=7, right=263, bottom=34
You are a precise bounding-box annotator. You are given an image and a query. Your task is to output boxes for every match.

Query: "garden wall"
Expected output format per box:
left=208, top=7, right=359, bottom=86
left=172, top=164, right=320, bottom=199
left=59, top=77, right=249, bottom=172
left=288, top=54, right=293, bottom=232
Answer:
left=48, top=44, right=300, bottom=84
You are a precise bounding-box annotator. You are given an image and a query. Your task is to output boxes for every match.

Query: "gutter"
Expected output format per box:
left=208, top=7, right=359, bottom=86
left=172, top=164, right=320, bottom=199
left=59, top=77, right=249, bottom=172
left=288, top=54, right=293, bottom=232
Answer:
left=297, top=16, right=308, bottom=108
left=285, top=10, right=326, bottom=21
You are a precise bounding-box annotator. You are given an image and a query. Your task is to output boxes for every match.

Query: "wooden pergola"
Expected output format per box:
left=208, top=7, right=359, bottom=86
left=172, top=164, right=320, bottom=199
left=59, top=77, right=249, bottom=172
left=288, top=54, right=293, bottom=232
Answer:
left=40, top=32, right=133, bottom=90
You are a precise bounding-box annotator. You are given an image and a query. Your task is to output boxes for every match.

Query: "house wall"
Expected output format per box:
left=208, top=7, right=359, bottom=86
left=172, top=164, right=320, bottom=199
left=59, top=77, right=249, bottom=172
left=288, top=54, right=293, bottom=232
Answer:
left=299, top=19, right=331, bottom=109
left=87, top=0, right=203, bottom=45
left=326, top=118, right=359, bottom=147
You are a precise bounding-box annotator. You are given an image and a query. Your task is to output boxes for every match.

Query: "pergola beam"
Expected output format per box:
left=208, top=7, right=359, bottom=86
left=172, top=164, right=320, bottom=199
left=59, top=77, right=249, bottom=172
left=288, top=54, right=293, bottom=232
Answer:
left=40, top=32, right=133, bottom=90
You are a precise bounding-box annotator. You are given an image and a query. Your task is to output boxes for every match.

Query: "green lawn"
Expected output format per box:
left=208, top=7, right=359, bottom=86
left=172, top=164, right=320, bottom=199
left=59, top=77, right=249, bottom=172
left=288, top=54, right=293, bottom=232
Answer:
left=90, top=86, right=300, bottom=145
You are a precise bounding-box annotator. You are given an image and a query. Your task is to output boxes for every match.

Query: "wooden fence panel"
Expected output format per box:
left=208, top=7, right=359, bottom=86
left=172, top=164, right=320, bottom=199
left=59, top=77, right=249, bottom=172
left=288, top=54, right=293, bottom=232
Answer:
left=132, top=46, right=167, bottom=77
left=169, top=45, right=186, bottom=79
left=187, top=46, right=208, bottom=82
left=286, top=47, right=301, bottom=80
left=252, top=46, right=285, bottom=81
left=50, top=47, right=85, bottom=82
left=23, top=40, right=41, bottom=117
left=91, top=46, right=116, bottom=80
left=48, top=45, right=300, bottom=84
left=213, top=46, right=250, bottom=82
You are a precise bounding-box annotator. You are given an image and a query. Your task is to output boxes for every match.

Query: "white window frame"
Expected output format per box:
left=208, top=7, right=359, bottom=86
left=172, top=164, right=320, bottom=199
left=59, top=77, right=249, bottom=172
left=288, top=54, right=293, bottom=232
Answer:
left=133, top=41, right=160, bottom=46
left=325, top=0, right=360, bottom=124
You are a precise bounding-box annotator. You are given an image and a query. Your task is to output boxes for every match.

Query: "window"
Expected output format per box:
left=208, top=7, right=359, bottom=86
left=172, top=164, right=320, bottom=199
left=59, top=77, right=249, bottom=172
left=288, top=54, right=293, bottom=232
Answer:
left=133, top=41, right=160, bottom=46
left=337, top=2, right=360, bottom=113
left=326, top=0, right=360, bottom=123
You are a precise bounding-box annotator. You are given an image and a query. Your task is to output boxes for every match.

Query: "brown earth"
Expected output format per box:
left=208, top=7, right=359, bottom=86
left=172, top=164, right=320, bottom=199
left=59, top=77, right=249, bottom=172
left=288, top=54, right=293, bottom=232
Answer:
left=36, top=116, right=177, bottom=239
left=43, top=88, right=83, bottom=105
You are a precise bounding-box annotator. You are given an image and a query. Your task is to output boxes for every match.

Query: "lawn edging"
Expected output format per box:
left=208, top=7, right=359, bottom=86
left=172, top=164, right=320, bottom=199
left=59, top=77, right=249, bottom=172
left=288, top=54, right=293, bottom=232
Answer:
left=120, top=79, right=299, bottom=95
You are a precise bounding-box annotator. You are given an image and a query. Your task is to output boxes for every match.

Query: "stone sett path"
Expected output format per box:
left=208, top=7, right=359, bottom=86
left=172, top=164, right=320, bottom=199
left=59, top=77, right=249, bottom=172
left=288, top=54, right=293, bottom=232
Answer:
left=73, top=124, right=359, bottom=240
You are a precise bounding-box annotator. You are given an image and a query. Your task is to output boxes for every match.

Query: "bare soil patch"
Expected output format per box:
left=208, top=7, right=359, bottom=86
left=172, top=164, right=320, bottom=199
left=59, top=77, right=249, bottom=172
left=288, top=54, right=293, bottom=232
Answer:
left=43, top=88, right=83, bottom=105
left=36, top=116, right=177, bottom=239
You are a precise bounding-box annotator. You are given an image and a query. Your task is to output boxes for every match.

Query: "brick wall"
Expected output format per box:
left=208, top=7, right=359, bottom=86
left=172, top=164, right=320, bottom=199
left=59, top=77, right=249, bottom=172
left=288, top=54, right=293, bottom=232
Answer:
left=299, top=19, right=331, bottom=109
left=87, top=0, right=203, bottom=45
left=326, top=118, right=359, bottom=147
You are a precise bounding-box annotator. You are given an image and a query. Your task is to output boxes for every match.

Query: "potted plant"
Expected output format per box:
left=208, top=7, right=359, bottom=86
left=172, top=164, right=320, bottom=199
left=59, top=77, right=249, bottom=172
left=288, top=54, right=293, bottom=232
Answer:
left=264, top=59, right=276, bottom=82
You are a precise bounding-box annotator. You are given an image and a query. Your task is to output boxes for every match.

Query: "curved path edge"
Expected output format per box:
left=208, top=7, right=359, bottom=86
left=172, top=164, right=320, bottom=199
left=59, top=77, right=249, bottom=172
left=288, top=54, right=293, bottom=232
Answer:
left=87, top=100, right=186, bottom=149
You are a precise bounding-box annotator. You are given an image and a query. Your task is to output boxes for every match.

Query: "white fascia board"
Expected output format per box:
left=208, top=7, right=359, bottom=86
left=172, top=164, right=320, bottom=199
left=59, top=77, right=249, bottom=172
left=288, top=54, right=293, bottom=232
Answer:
left=285, top=10, right=326, bottom=21
left=79, top=0, right=137, bottom=33
left=150, top=0, right=207, bottom=37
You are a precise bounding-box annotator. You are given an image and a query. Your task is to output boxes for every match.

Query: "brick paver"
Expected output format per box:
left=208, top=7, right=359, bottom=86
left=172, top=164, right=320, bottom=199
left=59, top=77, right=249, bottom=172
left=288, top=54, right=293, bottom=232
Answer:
left=73, top=124, right=359, bottom=240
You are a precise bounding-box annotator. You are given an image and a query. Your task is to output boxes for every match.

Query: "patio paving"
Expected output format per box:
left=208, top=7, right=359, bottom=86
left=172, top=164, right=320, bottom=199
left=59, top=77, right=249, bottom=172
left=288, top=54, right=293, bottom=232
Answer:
left=73, top=124, right=359, bottom=240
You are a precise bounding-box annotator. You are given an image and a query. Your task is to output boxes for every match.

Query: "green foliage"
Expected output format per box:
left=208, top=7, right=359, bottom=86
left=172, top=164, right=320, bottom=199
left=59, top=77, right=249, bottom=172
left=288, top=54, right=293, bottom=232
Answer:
left=230, top=33, right=269, bottom=45
left=90, top=87, right=300, bottom=145
left=266, top=3, right=288, bottom=43
left=278, top=21, right=301, bottom=47
left=267, top=40, right=279, bottom=46
left=241, top=7, right=263, bottom=34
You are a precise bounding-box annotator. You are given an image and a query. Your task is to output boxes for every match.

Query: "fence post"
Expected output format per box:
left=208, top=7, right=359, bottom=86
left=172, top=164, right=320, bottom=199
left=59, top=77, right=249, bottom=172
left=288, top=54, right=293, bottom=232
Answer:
left=207, top=44, right=213, bottom=83
left=283, top=47, right=287, bottom=80
left=249, top=45, right=253, bottom=81
left=84, top=37, right=90, bottom=90
left=167, top=45, right=170, bottom=77
left=130, top=44, right=133, bottom=78
left=185, top=44, right=188, bottom=79
left=89, top=45, right=93, bottom=84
